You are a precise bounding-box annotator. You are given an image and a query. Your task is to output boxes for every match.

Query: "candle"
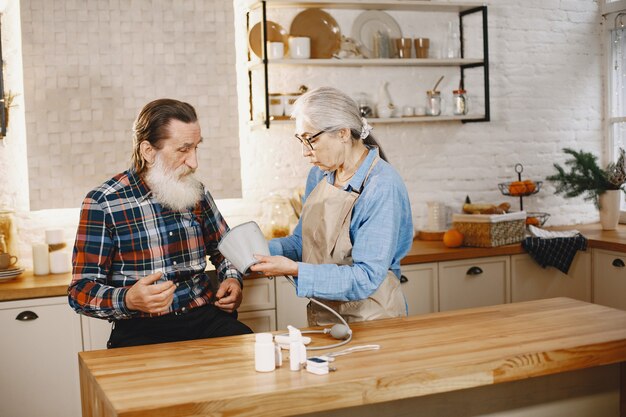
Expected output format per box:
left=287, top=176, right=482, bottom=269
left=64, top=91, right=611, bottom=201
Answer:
left=49, top=250, right=71, bottom=274
left=32, top=243, right=50, bottom=276
left=45, top=229, right=65, bottom=245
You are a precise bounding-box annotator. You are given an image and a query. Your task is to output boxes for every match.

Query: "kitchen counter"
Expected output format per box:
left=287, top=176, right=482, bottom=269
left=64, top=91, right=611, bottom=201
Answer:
left=402, top=223, right=626, bottom=264
left=3, top=223, right=626, bottom=303
left=0, top=269, right=71, bottom=302
left=78, top=297, right=626, bottom=417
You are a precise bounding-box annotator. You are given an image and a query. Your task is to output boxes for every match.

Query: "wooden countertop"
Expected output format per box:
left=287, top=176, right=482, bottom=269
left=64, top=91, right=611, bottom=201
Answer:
left=0, top=270, right=71, bottom=302
left=3, top=224, right=626, bottom=303
left=78, top=297, right=626, bottom=417
left=402, top=222, right=626, bottom=264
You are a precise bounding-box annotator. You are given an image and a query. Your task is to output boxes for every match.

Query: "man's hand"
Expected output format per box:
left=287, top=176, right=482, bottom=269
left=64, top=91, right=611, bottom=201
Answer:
left=125, top=272, right=176, bottom=314
left=213, top=278, right=243, bottom=313
left=249, top=254, right=298, bottom=277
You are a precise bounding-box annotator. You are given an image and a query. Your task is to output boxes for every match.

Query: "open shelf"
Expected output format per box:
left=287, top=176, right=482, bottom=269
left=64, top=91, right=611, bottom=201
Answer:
left=245, top=0, right=490, bottom=128
left=249, top=114, right=487, bottom=129
left=246, top=0, right=486, bottom=13
left=247, top=58, right=484, bottom=70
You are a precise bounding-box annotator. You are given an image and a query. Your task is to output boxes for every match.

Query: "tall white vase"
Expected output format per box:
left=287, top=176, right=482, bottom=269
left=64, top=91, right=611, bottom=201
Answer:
left=599, top=189, right=622, bottom=230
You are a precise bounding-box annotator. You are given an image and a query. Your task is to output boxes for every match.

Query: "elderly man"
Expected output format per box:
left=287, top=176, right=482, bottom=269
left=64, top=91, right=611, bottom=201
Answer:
left=69, top=98, right=252, bottom=348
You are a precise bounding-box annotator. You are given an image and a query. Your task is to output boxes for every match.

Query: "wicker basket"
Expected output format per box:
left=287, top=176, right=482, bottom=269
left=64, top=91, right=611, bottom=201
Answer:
left=452, top=211, right=526, bottom=247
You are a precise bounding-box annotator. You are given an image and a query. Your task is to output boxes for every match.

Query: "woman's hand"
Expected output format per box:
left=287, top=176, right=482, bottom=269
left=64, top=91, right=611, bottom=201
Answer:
left=250, top=255, right=299, bottom=277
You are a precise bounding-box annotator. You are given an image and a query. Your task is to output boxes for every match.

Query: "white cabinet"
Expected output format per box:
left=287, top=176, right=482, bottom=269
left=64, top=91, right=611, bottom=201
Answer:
left=400, top=263, right=438, bottom=315
left=81, top=315, right=112, bottom=351
left=438, top=256, right=510, bottom=312
left=511, top=252, right=592, bottom=303
left=238, top=309, right=276, bottom=333
left=239, top=277, right=277, bottom=331
left=592, top=248, right=626, bottom=310
left=0, top=296, right=82, bottom=417
left=275, top=276, right=309, bottom=330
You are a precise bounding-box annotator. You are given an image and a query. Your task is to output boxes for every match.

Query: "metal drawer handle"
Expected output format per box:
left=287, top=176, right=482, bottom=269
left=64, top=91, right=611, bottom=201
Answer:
left=467, top=266, right=483, bottom=276
left=16, top=311, right=39, bottom=321
left=612, top=258, right=625, bottom=268
left=400, top=274, right=408, bottom=284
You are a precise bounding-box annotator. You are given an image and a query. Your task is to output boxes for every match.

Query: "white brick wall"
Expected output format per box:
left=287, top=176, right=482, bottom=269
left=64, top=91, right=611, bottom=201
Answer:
left=21, top=0, right=241, bottom=210
left=0, top=0, right=609, bottom=265
left=234, top=0, right=605, bottom=231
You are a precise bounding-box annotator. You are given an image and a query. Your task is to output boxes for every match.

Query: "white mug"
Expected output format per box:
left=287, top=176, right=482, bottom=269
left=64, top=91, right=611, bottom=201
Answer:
left=402, top=106, right=415, bottom=117
left=267, top=41, right=284, bottom=59
left=288, top=37, right=311, bottom=59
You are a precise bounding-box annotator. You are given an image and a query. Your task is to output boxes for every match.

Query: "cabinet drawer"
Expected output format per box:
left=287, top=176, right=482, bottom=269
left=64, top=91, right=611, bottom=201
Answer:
left=593, top=249, right=626, bottom=310
left=239, top=278, right=275, bottom=312
left=0, top=297, right=82, bottom=417
left=438, top=256, right=510, bottom=312
left=401, top=263, right=438, bottom=316
left=276, top=276, right=308, bottom=331
left=511, top=252, right=591, bottom=303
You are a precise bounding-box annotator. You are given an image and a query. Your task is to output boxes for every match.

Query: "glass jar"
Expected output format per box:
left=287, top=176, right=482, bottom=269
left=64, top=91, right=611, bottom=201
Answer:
left=261, top=195, right=294, bottom=239
left=426, top=90, right=441, bottom=116
left=354, top=92, right=373, bottom=118
left=0, top=209, right=18, bottom=256
left=453, top=89, right=468, bottom=115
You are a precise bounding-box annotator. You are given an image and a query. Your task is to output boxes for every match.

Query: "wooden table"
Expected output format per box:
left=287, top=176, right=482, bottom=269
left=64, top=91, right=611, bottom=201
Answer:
left=78, top=298, right=626, bottom=417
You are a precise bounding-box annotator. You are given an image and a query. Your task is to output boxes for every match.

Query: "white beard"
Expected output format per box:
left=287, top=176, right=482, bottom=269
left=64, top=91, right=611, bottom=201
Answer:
left=144, top=155, right=204, bottom=212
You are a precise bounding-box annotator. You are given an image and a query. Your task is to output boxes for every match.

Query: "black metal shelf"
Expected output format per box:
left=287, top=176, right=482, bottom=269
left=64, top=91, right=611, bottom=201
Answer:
left=245, top=0, right=490, bottom=128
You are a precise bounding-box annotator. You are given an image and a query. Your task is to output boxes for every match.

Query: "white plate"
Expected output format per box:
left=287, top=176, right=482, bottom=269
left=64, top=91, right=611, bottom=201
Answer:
left=351, top=11, right=402, bottom=58
left=0, top=267, right=24, bottom=280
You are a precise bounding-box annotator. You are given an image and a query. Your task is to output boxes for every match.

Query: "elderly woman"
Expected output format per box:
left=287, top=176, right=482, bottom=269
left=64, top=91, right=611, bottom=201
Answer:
left=251, top=87, right=413, bottom=325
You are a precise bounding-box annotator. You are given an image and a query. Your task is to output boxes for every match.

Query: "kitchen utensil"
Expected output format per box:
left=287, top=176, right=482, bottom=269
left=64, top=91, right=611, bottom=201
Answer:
left=0, top=266, right=24, bottom=281
left=267, top=41, right=284, bottom=59
left=453, top=89, right=468, bottom=115
left=432, top=75, right=444, bottom=91
left=414, top=37, right=430, bottom=58
left=217, top=221, right=270, bottom=274
left=351, top=10, right=401, bottom=59
left=0, top=252, right=18, bottom=269
left=288, top=36, right=311, bottom=59
left=289, top=9, right=341, bottom=59
left=248, top=21, right=289, bottom=59
left=426, top=90, right=441, bottom=116
left=394, top=37, right=412, bottom=58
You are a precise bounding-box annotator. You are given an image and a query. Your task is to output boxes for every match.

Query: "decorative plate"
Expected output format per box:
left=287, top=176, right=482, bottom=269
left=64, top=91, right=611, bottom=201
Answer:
left=0, top=267, right=24, bottom=281
left=351, top=10, right=402, bottom=58
left=248, top=20, right=289, bottom=58
left=289, top=9, right=341, bottom=59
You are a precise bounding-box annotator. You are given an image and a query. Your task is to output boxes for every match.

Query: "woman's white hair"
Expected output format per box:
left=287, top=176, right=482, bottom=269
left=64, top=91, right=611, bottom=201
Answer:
left=291, top=86, right=387, bottom=160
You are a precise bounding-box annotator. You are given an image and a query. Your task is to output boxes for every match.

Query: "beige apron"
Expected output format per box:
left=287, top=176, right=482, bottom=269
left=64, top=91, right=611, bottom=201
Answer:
left=301, top=156, right=407, bottom=326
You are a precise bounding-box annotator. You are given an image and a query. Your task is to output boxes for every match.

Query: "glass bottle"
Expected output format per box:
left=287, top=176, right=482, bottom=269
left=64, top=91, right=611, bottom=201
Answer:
left=443, top=21, right=460, bottom=59
left=354, top=93, right=373, bottom=118
left=0, top=209, right=18, bottom=256
left=261, top=195, right=295, bottom=239
left=453, top=89, right=468, bottom=115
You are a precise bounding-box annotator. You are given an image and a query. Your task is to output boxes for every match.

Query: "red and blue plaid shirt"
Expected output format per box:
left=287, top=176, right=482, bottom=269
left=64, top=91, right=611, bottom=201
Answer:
left=68, top=169, right=241, bottom=320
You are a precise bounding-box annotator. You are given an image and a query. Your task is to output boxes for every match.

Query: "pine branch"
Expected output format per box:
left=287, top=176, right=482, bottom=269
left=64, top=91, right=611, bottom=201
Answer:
left=546, top=148, right=625, bottom=209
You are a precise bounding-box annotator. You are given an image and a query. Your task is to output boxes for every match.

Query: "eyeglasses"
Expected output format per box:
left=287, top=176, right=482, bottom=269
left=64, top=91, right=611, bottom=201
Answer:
left=294, top=130, right=325, bottom=151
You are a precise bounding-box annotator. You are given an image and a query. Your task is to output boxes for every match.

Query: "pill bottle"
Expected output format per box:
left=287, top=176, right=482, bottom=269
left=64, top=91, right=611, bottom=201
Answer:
left=255, top=333, right=276, bottom=372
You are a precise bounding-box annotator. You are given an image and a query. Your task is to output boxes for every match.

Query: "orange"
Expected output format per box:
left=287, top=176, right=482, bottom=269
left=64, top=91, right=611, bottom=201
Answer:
left=443, top=228, right=464, bottom=248
left=523, top=179, right=536, bottom=193
left=508, top=181, right=527, bottom=196
left=526, top=217, right=540, bottom=226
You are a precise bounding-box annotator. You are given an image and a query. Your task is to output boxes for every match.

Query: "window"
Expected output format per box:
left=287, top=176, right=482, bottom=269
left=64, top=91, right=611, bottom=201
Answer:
left=603, top=1, right=626, bottom=218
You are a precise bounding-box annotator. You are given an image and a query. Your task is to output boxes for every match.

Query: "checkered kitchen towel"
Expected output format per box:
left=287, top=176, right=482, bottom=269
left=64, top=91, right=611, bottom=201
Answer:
left=521, top=226, right=588, bottom=274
